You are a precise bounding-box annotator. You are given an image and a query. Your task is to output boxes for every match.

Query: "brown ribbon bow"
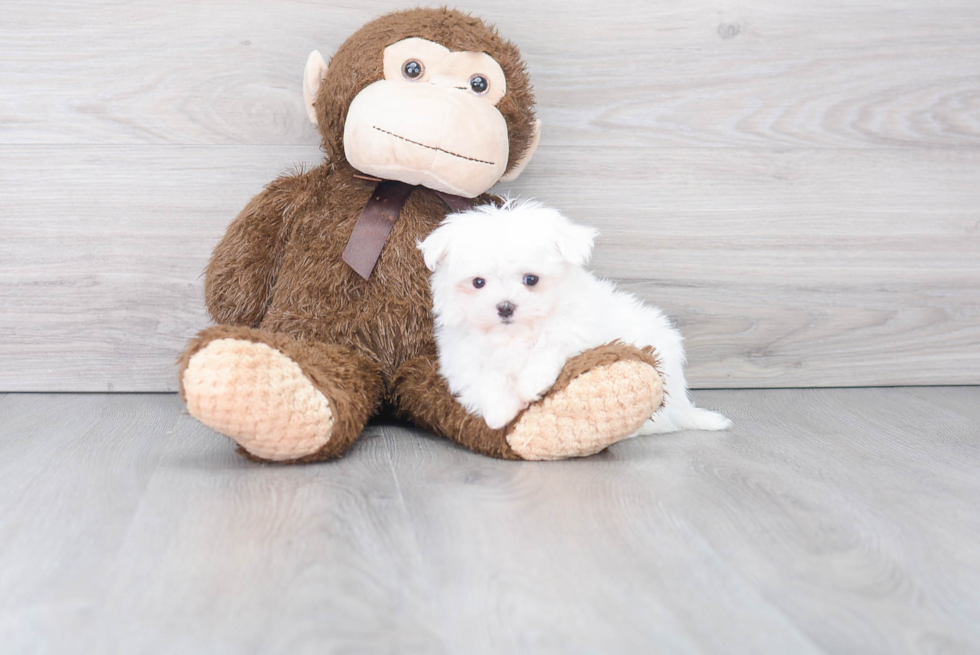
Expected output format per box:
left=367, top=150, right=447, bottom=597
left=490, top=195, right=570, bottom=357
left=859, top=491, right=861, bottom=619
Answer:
left=342, top=179, right=474, bottom=280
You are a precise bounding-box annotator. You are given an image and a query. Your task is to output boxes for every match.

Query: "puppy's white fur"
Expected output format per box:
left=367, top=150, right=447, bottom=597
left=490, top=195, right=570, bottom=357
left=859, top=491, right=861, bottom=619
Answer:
left=418, top=199, right=731, bottom=433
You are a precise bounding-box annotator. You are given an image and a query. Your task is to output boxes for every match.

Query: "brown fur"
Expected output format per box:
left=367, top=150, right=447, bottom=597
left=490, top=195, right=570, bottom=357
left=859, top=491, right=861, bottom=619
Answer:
left=179, top=8, right=660, bottom=462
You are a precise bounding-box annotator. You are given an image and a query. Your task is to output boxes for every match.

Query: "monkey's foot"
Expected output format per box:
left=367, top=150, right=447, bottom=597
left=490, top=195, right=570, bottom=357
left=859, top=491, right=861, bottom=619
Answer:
left=182, top=338, right=334, bottom=462
left=506, top=356, right=663, bottom=461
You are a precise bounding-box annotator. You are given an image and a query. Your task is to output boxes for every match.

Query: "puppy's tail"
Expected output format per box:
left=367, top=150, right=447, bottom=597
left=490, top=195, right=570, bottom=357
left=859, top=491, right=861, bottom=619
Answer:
left=633, top=404, right=732, bottom=435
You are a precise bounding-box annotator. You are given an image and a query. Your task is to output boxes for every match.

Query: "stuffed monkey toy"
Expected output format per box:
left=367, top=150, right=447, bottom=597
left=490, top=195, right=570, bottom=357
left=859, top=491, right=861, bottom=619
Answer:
left=178, top=8, right=664, bottom=462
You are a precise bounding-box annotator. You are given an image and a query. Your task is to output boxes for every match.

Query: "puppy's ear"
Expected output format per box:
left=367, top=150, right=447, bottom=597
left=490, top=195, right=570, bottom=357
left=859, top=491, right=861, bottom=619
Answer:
left=417, top=224, right=454, bottom=272
left=554, top=218, right=600, bottom=266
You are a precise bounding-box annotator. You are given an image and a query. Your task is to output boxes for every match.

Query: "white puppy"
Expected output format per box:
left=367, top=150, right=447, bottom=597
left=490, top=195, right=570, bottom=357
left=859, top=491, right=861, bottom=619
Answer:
left=418, top=199, right=731, bottom=433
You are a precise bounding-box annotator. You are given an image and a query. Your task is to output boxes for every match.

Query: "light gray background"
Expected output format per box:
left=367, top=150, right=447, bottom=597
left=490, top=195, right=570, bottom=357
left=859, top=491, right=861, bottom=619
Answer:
left=3, top=0, right=977, bottom=391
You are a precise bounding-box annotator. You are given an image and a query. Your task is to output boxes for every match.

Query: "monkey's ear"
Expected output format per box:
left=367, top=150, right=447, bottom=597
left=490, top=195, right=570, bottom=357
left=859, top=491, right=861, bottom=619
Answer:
left=499, top=119, right=541, bottom=183
left=303, top=50, right=328, bottom=125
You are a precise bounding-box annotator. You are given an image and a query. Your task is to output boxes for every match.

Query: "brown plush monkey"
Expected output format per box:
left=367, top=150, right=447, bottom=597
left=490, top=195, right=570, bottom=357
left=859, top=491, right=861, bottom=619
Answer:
left=178, top=8, right=664, bottom=462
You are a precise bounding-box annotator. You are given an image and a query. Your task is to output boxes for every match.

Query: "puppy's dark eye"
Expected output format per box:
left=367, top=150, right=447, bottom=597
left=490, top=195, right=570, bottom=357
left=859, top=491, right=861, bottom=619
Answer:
left=403, top=60, right=424, bottom=80
left=472, top=277, right=486, bottom=289
left=523, top=274, right=539, bottom=287
left=469, top=74, right=489, bottom=95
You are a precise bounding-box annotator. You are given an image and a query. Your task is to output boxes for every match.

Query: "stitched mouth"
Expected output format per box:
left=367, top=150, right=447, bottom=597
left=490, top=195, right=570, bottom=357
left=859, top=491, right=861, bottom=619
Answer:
left=372, top=126, right=496, bottom=166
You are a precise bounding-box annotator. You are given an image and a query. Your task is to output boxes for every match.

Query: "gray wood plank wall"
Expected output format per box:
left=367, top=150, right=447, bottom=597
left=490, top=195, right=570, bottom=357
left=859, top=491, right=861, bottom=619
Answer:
left=1, top=0, right=978, bottom=391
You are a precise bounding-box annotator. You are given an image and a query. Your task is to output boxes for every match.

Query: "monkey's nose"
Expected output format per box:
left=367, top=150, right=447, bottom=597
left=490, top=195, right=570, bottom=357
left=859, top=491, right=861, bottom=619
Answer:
left=496, top=301, right=516, bottom=319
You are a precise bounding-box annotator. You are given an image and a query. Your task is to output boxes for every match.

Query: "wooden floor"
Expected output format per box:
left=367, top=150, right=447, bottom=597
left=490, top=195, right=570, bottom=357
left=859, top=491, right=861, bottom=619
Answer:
left=1, top=389, right=978, bottom=653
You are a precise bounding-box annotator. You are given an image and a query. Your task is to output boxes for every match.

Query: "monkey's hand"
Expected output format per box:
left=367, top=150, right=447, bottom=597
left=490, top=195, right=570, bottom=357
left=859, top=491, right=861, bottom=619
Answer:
left=515, top=352, right=565, bottom=404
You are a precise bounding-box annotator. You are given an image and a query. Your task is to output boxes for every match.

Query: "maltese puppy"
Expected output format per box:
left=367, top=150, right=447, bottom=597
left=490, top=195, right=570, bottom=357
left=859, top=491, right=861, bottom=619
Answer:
left=418, top=199, right=731, bottom=433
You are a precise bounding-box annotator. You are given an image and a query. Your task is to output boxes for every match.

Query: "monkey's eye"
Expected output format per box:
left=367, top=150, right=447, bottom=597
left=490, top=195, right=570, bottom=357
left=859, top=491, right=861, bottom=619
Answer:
left=402, top=60, right=424, bottom=80
left=472, top=277, right=486, bottom=289
left=468, top=74, right=489, bottom=95
left=523, top=274, right=539, bottom=287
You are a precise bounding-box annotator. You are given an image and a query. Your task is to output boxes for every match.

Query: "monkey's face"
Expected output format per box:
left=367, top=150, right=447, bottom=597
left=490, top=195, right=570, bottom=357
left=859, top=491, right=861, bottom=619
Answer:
left=304, top=10, right=540, bottom=197
left=342, top=38, right=511, bottom=198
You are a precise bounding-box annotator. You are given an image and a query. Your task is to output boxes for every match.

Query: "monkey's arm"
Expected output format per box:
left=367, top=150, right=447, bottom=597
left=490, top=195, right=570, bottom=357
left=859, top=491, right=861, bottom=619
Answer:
left=204, top=178, right=296, bottom=327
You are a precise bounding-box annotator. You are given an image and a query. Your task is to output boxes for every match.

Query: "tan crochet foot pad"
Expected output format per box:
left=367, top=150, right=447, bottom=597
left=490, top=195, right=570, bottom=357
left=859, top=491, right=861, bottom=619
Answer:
left=182, top=338, right=334, bottom=462
left=507, top=360, right=663, bottom=461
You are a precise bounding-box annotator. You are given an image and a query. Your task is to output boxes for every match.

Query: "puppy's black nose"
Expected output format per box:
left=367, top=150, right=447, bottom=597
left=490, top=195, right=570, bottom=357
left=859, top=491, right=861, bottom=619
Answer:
left=497, top=301, right=516, bottom=319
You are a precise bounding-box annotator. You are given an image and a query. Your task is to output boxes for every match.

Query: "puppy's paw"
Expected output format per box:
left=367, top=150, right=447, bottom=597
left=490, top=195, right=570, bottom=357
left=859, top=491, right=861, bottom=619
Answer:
left=482, top=396, right=528, bottom=430
left=516, top=360, right=564, bottom=404
left=460, top=384, right=527, bottom=430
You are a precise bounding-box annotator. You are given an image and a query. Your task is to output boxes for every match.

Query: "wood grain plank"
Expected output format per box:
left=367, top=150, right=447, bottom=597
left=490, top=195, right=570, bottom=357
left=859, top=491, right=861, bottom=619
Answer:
left=1, top=0, right=978, bottom=149
left=0, top=393, right=184, bottom=652
left=684, top=387, right=980, bottom=654
left=0, top=145, right=323, bottom=392
left=2, top=144, right=977, bottom=390
left=1, top=389, right=979, bottom=652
